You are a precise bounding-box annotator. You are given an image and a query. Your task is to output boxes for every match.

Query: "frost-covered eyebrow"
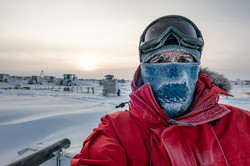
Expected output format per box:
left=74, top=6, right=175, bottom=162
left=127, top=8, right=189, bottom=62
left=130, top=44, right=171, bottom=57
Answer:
left=149, top=53, right=194, bottom=63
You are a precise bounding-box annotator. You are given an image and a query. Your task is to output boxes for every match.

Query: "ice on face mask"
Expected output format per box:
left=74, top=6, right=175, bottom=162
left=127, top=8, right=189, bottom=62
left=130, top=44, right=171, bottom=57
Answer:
left=141, top=62, right=200, bottom=118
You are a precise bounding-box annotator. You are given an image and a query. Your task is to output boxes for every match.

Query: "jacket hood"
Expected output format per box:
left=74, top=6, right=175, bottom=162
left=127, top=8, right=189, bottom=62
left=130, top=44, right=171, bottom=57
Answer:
left=199, top=67, right=232, bottom=93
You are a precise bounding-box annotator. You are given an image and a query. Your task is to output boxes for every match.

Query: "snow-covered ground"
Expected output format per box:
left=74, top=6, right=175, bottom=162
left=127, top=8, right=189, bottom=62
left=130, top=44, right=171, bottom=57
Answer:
left=0, top=80, right=131, bottom=165
left=0, top=81, right=250, bottom=165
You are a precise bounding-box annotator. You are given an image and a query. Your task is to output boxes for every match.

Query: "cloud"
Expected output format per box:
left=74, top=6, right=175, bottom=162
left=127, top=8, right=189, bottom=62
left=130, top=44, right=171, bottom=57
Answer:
left=0, top=0, right=249, bottom=80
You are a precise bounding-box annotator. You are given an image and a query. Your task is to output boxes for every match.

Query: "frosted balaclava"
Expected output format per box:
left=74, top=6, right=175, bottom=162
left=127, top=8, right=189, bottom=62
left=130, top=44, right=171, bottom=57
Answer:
left=139, top=15, right=204, bottom=119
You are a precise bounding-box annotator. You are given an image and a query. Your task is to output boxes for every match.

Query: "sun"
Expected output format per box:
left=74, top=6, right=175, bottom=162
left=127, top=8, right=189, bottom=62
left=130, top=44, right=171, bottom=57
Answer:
left=83, top=61, right=96, bottom=71
left=78, top=56, right=99, bottom=71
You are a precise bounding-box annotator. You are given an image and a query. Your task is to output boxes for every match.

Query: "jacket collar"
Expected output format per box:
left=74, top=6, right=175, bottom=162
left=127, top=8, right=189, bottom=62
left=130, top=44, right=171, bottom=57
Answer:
left=129, top=65, right=231, bottom=129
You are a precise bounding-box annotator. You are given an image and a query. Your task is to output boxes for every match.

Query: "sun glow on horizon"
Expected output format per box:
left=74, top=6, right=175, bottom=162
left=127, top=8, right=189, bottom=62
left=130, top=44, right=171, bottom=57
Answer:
left=77, top=55, right=100, bottom=71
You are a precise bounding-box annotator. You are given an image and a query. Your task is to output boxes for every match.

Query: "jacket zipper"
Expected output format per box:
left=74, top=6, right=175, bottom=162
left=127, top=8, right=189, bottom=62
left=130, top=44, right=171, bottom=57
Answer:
left=209, top=124, right=229, bottom=166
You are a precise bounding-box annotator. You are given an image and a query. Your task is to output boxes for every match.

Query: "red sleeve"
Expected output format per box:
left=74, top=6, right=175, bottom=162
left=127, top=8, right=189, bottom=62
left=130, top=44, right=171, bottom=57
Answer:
left=70, top=115, right=127, bottom=166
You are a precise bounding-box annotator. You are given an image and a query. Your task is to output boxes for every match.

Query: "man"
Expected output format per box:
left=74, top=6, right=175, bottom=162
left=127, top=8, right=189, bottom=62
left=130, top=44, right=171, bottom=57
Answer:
left=71, top=15, right=250, bottom=166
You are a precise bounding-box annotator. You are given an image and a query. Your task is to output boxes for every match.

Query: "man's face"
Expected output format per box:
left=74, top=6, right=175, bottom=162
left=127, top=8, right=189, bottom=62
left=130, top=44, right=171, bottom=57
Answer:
left=149, top=51, right=195, bottom=63
left=140, top=49, right=200, bottom=118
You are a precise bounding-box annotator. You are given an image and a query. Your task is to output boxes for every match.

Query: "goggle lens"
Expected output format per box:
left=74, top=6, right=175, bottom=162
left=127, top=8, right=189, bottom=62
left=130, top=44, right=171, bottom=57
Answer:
left=144, top=18, right=198, bottom=42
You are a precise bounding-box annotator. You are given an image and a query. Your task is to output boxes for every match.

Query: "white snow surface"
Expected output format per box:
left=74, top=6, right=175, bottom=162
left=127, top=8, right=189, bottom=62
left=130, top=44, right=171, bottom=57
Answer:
left=0, top=81, right=250, bottom=165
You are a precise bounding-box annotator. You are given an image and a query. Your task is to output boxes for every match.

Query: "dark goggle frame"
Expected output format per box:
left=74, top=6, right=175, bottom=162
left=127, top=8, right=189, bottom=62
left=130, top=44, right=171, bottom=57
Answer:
left=139, top=15, right=204, bottom=55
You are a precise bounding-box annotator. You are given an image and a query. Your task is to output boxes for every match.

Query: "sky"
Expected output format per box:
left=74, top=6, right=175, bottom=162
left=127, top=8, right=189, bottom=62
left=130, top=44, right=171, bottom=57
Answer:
left=0, top=0, right=249, bottom=80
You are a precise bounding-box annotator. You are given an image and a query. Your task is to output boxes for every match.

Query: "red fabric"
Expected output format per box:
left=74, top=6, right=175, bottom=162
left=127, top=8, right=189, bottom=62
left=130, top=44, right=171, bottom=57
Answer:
left=71, top=66, right=250, bottom=166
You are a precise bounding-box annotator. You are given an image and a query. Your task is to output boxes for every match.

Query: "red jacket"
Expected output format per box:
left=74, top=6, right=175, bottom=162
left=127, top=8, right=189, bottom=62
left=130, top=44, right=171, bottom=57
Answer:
left=71, top=67, right=250, bottom=166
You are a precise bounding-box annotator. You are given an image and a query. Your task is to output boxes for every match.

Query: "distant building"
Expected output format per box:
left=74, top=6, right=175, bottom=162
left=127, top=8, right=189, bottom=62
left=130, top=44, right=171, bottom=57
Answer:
left=61, top=74, right=78, bottom=86
left=235, top=78, right=241, bottom=85
left=28, top=76, right=41, bottom=84
left=243, top=80, right=250, bottom=85
left=44, top=76, right=57, bottom=83
left=0, top=73, right=10, bottom=82
left=11, top=75, right=23, bottom=80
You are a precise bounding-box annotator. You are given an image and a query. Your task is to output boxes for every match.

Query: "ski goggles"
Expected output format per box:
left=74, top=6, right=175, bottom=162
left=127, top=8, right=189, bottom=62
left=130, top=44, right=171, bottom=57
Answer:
left=139, top=15, right=204, bottom=55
